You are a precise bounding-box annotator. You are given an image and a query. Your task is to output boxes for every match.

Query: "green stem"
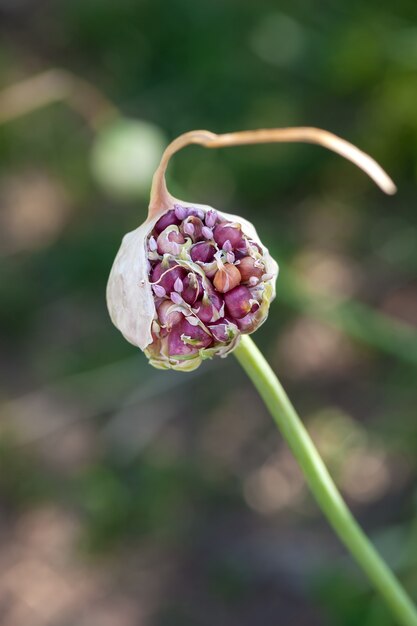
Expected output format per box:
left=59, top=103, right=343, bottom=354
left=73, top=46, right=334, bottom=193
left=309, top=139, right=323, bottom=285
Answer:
left=234, top=334, right=417, bottom=626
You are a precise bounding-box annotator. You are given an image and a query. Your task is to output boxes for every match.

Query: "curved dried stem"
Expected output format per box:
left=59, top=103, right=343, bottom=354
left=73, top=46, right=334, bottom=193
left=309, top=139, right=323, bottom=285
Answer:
left=149, top=127, right=396, bottom=216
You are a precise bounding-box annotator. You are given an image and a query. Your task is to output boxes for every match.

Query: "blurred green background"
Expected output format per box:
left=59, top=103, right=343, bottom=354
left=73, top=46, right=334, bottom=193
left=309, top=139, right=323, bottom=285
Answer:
left=0, top=1, right=417, bottom=625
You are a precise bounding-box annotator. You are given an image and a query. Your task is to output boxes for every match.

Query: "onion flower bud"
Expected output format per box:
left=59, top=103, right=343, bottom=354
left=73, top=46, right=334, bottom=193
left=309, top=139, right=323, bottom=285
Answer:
left=107, top=198, right=277, bottom=371
left=107, top=127, right=396, bottom=372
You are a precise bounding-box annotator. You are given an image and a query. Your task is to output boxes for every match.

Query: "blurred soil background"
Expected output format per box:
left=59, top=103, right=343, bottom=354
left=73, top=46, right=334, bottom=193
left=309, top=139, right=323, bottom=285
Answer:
left=0, top=1, right=417, bottom=625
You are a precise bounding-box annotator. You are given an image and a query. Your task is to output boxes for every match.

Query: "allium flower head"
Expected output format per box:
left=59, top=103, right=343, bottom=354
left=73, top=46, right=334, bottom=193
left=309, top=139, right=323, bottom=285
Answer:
left=107, top=127, right=395, bottom=371
left=108, top=199, right=278, bottom=371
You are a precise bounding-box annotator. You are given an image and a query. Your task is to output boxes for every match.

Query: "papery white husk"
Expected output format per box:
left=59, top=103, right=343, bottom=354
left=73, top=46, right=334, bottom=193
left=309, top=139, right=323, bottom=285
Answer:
left=106, top=197, right=279, bottom=356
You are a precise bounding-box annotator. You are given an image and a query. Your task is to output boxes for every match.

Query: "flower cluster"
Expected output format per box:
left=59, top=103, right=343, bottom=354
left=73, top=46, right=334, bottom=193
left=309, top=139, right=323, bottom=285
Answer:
left=144, top=204, right=276, bottom=370
left=107, top=126, right=394, bottom=373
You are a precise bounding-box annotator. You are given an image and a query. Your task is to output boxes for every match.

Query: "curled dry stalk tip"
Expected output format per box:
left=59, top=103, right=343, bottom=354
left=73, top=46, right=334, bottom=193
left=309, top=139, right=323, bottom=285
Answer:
left=150, top=127, right=396, bottom=217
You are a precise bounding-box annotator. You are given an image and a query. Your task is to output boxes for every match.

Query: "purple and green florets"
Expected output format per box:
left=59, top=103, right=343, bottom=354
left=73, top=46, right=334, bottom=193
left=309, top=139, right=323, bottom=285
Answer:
left=145, top=205, right=275, bottom=371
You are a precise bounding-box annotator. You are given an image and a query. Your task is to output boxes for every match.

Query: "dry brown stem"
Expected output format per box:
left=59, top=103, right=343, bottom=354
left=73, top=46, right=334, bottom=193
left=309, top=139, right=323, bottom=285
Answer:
left=150, top=127, right=396, bottom=216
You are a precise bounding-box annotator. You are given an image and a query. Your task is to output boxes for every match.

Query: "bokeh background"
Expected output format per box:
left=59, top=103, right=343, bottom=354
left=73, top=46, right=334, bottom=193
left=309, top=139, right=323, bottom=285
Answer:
left=1, top=1, right=417, bottom=625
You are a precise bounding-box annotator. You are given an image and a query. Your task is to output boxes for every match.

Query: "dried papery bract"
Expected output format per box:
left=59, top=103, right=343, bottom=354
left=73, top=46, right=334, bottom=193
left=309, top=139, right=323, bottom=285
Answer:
left=107, top=126, right=396, bottom=371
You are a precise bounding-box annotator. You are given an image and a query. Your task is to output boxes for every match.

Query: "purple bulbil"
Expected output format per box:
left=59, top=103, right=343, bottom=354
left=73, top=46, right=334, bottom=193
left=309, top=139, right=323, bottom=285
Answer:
left=146, top=205, right=270, bottom=364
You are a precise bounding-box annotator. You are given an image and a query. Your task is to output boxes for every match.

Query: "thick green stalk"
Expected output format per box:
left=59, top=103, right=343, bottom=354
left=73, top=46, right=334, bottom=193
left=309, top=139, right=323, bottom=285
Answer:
left=234, top=334, right=417, bottom=626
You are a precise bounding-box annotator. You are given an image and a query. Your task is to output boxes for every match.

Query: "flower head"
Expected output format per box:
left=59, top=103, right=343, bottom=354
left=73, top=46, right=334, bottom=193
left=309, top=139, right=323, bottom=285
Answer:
left=145, top=204, right=277, bottom=370
left=107, top=200, right=278, bottom=371
left=107, top=126, right=396, bottom=372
